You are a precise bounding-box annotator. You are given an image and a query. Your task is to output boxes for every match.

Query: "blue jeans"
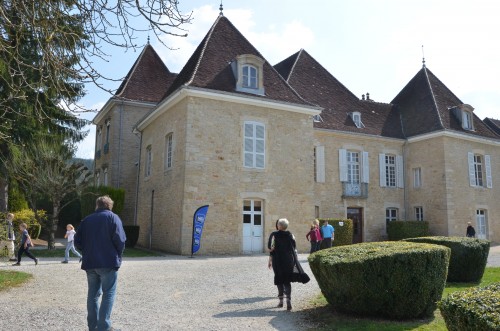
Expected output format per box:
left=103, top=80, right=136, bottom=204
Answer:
left=64, top=241, right=82, bottom=261
left=86, top=268, right=118, bottom=331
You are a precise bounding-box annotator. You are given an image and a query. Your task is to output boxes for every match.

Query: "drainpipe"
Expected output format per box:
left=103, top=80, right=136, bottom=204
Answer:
left=403, top=140, right=409, bottom=221
left=117, top=100, right=124, bottom=187
left=133, top=130, right=143, bottom=226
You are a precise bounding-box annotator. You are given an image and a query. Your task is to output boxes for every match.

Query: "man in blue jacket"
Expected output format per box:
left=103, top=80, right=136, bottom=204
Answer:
left=75, top=195, right=126, bottom=331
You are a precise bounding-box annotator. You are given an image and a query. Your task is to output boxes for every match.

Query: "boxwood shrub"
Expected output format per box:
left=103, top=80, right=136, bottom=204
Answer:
left=308, top=241, right=450, bottom=319
left=387, top=220, right=429, bottom=241
left=318, top=219, right=353, bottom=247
left=439, top=282, right=500, bottom=331
left=403, top=236, right=490, bottom=283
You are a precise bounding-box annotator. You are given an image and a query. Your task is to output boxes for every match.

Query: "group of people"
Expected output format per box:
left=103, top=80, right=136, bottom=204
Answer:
left=1, top=196, right=127, bottom=331
left=305, top=219, right=335, bottom=254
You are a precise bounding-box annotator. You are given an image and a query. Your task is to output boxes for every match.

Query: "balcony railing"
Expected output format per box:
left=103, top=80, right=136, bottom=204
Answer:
left=342, top=182, right=368, bottom=199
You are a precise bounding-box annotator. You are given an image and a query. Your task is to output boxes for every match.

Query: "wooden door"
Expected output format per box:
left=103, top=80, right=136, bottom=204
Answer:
left=347, top=207, right=363, bottom=244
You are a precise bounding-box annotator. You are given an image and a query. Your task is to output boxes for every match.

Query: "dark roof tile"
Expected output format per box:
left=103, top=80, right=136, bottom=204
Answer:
left=484, top=118, right=500, bottom=136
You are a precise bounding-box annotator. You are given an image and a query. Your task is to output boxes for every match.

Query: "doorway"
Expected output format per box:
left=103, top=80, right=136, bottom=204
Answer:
left=476, top=209, right=488, bottom=239
left=347, top=207, right=363, bottom=243
left=242, top=200, right=263, bottom=253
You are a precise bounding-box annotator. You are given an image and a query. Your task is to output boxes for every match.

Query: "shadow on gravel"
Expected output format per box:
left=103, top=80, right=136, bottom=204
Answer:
left=222, top=296, right=275, bottom=304
left=213, top=307, right=297, bottom=318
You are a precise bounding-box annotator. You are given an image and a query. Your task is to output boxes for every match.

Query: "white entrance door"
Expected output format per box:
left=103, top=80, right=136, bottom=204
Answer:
left=476, top=209, right=488, bottom=239
left=242, top=200, right=263, bottom=254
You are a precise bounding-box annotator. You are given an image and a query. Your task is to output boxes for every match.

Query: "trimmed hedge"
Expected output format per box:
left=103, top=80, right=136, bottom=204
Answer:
left=318, top=219, right=353, bottom=247
left=80, top=186, right=125, bottom=218
left=308, top=241, right=450, bottom=319
left=387, top=220, right=429, bottom=241
left=124, top=225, right=140, bottom=248
left=439, top=282, right=500, bottom=331
left=403, top=236, right=490, bottom=282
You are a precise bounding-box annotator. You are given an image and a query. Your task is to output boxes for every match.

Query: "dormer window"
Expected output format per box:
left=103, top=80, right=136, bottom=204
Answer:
left=350, top=112, right=365, bottom=128
left=313, top=114, right=323, bottom=122
left=232, top=54, right=265, bottom=95
left=242, top=65, right=258, bottom=89
left=451, top=104, right=475, bottom=131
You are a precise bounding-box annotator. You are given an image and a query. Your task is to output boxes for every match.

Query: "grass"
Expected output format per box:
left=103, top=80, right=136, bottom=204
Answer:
left=32, top=247, right=162, bottom=258
left=304, top=267, right=500, bottom=331
left=0, top=270, right=32, bottom=291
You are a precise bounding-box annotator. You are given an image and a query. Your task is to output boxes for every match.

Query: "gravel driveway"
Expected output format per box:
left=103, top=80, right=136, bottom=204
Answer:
left=0, top=254, right=319, bottom=331
left=1, top=245, right=499, bottom=331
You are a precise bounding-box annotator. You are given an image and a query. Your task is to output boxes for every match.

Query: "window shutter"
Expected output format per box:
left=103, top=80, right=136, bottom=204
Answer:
left=362, top=151, right=369, bottom=183
left=339, top=149, right=347, bottom=182
left=485, top=154, right=492, bottom=188
left=316, top=146, right=325, bottom=183
left=379, top=153, right=386, bottom=187
left=255, top=124, right=265, bottom=169
left=468, top=152, right=476, bottom=187
left=396, top=155, right=404, bottom=188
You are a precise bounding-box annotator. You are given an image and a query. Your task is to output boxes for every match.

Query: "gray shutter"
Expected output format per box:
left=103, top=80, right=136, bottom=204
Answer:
left=316, top=146, right=325, bottom=183
left=362, top=151, right=369, bottom=183
left=396, top=155, right=404, bottom=188
left=339, top=149, right=347, bottom=182
left=379, top=153, right=386, bottom=187
left=255, top=123, right=265, bottom=169
left=485, top=154, right=492, bottom=188
left=468, top=152, right=476, bottom=187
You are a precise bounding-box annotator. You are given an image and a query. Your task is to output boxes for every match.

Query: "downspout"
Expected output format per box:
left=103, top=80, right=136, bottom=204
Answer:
left=117, top=100, right=124, bottom=187
left=403, top=140, right=409, bottom=221
left=133, top=130, right=143, bottom=226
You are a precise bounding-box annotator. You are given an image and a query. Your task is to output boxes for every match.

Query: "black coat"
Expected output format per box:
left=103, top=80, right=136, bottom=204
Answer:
left=270, top=230, right=296, bottom=285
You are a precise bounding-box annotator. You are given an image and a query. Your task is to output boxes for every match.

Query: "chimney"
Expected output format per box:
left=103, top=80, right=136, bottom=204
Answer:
left=361, top=94, right=365, bottom=101
left=366, top=92, right=370, bottom=101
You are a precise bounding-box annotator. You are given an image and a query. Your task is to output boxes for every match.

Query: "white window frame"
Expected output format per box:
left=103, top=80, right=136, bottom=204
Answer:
left=462, top=111, right=473, bottom=130
left=415, top=206, right=423, bottom=221
left=476, top=209, right=488, bottom=239
left=103, top=167, right=108, bottom=186
left=242, top=65, right=258, bottom=89
left=243, top=121, right=265, bottom=169
left=340, top=149, right=369, bottom=183
left=165, top=133, right=173, bottom=171
left=105, top=119, right=111, bottom=144
left=234, top=54, right=265, bottom=95
left=96, top=127, right=102, bottom=152
left=347, top=151, right=360, bottom=184
left=379, top=153, right=403, bottom=188
left=350, top=112, right=365, bottom=128
left=145, top=145, right=152, bottom=178
left=386, top=207, right=398, bottom=232
left=468, top=152, right=492, bottom=188
left=413, top=167, right=422, bottom=188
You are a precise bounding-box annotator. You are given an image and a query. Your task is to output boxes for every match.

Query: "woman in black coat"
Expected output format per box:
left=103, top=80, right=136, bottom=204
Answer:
left=268, top=218, right=296, bottom=310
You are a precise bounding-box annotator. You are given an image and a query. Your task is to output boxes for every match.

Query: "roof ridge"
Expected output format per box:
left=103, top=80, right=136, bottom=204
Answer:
left=422, top=66, right=445, bottom=129
left=116, top=44, right=170, bottom=98
left=184, top=15, right=223, bottom=87
left=285, top=49, right=303, bottom=83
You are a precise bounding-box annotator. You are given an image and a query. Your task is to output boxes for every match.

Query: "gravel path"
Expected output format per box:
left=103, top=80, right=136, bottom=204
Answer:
left=1, top=245, right=498, bottom=331
left=0, top=254, right=319, bottom=331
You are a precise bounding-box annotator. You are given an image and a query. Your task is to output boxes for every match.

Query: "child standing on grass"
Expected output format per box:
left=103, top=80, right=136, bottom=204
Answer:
left=12, top=223, right=38, bottom=266
left=62, top=224, right=82, bottom=263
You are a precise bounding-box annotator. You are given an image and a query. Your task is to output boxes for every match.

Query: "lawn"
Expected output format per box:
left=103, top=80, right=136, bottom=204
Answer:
left=32, top=247, right=162, bottom=258
left=0, top=270, right=32, bottom=291
left=305, top=267, right=500, bottom=331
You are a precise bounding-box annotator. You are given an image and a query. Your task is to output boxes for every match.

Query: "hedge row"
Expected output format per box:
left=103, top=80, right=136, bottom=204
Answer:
left=439, top=282, right=500, bottom=331
left=403, top=236, right=490, bottom=282
left=308, top=241, right=450, bottom=319
left=318, top=219, right=353, bottom=247
left=387, top=220, right=429, bottom=241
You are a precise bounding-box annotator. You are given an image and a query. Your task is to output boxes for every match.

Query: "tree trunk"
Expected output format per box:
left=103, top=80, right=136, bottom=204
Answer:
left=0, top=175, right=8, bottom=212
left=47, top=203, right=60, bottom=250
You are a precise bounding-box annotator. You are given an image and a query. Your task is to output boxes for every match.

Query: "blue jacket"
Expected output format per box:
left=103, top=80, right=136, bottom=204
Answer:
left=74, top=209, right=126, bottom=270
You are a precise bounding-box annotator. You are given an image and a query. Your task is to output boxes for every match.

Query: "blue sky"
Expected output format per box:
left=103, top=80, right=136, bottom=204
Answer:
left=75, top=0, right=500, bottom=158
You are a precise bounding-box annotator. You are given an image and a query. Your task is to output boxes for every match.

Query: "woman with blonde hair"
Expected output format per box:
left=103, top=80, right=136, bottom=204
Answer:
left=62, top=224, right=82, bottom=263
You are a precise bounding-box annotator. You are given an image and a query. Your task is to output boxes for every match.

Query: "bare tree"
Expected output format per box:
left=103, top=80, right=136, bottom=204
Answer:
left=0, top=0, right=192, bottom=137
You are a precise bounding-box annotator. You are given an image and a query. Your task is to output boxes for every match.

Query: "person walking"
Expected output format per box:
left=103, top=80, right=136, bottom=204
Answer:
left=321, top=220, right=335, bottom=249
left=466, top=222, right=476, bottom=238
left=74, top=196, right=126, bottom=331
left=61, top=224, right=82, bottom=263
left=268, top=218, right=296, bottom=311
left=12, top=223, right=38, bottom=266
left=1, top=213, right=17, bottom=262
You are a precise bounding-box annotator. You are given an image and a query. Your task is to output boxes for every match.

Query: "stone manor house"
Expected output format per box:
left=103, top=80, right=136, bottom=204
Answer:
left=93, top=13, right=500, bottom=255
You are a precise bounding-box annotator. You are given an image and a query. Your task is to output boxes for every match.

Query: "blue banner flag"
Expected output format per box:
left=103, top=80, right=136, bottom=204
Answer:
left=191, top=205, right=209, bottom=256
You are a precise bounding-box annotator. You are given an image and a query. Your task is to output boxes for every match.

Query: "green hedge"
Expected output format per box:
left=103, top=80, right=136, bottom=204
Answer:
left=124, top=225, right=140, bottom=248
left=439, top=282, right=500, bottom=331
left=80, top=186, right=125, bottom=218
left=403, top=236, right=490, bottom=283
left=308, top=241, right=450, bottom=319
left=318, top=219, right=353, bottom=247
left=387, top=220, right=429, bottom=241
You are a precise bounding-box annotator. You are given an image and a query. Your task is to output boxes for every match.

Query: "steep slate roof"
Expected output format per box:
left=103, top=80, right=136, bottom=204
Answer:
left=484, top=118, right=500, bottom=136
left=275, top=49, right=404, bottom=138
left=161, top=15, right=311, bottom=106
left=392, top=66, right=499, bottom=139
left=115, top=44, right=177, bottom=103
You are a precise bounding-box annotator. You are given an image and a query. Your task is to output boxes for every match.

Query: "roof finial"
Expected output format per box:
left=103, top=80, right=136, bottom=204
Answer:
left=421, top=45, right=426, bottom=68
left=147, top=35, right=150, bottom=45
left=219, top=1, right=223, bottom=15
